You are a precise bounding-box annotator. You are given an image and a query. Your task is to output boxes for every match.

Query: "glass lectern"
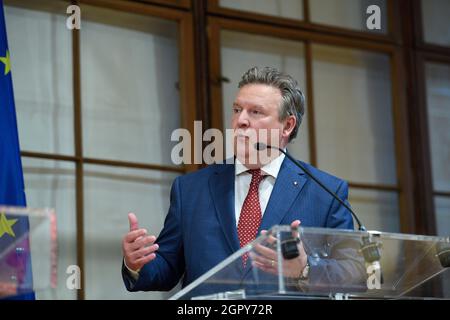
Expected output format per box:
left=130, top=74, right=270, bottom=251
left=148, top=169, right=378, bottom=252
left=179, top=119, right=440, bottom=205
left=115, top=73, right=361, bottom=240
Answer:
left=170, top=225, right=450, bottom=300
left=0, top=206, right=56, bottom=299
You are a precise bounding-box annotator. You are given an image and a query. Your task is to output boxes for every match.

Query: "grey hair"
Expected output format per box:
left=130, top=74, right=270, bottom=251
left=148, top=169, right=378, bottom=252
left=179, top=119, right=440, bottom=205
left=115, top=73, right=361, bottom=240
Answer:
left=238, top=66, right=305, bottom=142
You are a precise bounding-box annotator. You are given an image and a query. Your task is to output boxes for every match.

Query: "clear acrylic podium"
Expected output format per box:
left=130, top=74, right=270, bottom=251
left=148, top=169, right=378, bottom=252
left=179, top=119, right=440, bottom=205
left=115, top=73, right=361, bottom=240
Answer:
left=0, top=206, right=56, bottom=299
left=170, top=225, right=450, bottom=300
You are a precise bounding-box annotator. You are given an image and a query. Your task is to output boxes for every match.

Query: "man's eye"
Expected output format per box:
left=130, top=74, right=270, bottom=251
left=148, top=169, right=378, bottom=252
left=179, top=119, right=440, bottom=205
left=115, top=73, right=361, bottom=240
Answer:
left=233, top=108, right=241, bottom=113
left=252, top=110, right=261, bottom=115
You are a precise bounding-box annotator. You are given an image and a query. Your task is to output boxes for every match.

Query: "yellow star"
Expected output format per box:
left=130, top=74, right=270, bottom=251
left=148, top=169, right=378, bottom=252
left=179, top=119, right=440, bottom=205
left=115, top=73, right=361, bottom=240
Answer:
left=0, top=50, right=11, bottom=75
left=0, top=212, right=17, bottom=238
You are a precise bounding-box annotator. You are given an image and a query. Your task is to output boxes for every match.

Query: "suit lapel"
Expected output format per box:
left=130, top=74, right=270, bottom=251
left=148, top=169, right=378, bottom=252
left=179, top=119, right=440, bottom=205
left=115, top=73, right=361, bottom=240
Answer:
left=259, top=157, right=307, bottom=233
left=209, top=163, right=241, bottom=253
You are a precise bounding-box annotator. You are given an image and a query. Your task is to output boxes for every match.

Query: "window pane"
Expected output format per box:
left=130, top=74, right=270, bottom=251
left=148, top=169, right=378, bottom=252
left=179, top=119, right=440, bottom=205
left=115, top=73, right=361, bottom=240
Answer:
left=4, top=1, right=74, bottom=155
left=220, top=30, right=310, bottom=162
left=435, top=197, right=450, bottom=237
left=83, top=164, right=179, bottom=299
left=219, top=0, right=303, bottom=21
left=313, top=44, right=396, bottom=185
left=349, top=188, right=400, bottom=233
left=22, top=158, right=77, bottom=300
left=425, top=62, right=450, bottom=192
left=310, top=0, right=387, bottom=34
left=80, top=6, right=180, bottom=165
left=421, top=0, right=450, bottom=47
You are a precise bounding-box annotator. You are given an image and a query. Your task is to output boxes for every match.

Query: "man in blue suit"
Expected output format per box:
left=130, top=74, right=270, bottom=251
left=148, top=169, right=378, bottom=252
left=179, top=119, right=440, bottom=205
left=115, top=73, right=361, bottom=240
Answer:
left=121, top=67, right=356, bottom=295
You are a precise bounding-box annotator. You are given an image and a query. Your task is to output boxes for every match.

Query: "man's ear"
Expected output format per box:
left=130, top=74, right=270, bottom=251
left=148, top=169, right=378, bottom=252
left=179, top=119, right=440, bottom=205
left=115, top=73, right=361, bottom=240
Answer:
left=283, top=115, right=296, bottom=139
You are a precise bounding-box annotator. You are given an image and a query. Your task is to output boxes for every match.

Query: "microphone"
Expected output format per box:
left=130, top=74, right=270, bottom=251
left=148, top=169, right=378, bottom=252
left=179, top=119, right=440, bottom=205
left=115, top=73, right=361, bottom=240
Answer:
left=255, top=142, right=366, bottom=231
left=255, top=143, right=383, bottom=276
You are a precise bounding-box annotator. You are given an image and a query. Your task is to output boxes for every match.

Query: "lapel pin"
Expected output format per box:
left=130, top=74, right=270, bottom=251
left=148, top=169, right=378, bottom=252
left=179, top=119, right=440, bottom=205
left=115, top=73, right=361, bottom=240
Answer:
left=293, top=181, right=298, bottom=186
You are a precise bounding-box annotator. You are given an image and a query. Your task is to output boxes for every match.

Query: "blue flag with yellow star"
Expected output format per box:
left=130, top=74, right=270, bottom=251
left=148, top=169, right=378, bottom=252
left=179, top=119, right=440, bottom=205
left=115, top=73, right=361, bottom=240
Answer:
left=0, top=1, right=35, bottom=300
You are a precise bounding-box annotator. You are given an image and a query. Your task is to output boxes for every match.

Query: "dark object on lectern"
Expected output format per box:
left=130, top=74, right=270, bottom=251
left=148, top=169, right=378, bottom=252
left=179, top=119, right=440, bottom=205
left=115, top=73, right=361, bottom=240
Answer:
left=281, top=236, right=300, bottom=260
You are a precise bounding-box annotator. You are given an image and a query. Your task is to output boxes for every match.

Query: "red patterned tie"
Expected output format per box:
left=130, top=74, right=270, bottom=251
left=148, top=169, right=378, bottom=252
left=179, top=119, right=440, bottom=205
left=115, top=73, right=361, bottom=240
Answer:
left=238, top=169, right=265, bottom=266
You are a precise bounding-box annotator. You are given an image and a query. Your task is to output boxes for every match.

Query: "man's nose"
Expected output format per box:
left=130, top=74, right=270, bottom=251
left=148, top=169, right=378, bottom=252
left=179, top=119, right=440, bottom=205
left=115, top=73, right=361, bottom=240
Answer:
left=237, top=110, right=250, bottom=128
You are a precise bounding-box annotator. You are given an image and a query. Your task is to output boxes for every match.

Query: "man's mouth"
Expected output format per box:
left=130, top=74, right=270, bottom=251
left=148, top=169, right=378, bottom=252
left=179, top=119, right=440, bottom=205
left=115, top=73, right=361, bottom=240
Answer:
left=234, top=130, right=252, bottom=138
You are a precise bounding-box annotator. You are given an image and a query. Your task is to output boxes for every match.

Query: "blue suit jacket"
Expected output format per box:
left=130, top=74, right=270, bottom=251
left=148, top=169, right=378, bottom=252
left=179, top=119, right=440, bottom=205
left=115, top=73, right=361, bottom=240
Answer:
left=122, top=157, right=355, bottom=293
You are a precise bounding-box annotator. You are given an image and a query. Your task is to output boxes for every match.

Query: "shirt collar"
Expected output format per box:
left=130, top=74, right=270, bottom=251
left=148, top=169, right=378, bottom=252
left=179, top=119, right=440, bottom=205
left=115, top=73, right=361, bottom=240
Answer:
left=235, top=151, right=286, bottom=179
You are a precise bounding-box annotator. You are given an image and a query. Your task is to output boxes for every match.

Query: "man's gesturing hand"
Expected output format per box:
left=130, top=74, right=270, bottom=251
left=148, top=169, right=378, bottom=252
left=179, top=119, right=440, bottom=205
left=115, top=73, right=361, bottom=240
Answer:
left=122, top=212, right=159, bottom=272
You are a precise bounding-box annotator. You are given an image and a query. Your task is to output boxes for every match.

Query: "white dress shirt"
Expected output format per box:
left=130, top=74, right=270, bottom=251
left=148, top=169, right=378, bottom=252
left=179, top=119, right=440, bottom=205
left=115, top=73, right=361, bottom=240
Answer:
left=234, top=153, right=285, bottom=226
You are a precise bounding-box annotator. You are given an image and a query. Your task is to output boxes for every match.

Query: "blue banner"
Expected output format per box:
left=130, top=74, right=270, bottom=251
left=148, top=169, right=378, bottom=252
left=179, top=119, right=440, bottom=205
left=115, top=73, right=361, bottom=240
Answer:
left=0, top=0, right=35, bottom=300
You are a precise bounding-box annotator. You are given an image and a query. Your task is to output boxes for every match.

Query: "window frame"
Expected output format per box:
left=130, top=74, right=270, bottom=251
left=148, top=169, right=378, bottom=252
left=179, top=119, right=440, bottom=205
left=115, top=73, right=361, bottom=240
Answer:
left=413, top=0, right=450, bottom=56
left=415, top=53, right=450, bottom=234
left=208, top=0, right=401, bottom=44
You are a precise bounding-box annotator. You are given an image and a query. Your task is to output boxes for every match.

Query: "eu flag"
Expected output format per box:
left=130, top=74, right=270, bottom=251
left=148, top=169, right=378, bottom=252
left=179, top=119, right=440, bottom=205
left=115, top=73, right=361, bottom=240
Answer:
left=0, top=0, right=34, bottom=300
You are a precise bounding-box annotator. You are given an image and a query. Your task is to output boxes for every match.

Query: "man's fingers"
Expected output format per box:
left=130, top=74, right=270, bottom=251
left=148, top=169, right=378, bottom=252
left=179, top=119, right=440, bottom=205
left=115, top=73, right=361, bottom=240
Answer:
left=260, top=230, right=278, bottom=246
left=266, top=234, right=278, bottom=245
left=251, top=261, right=277, bottom=275
left=290, top=220, right=301, bottom=228
left=128, top=213, right=139, bottom=231
left=130, top=235, right=156, bottom=251
left=130, top=244, right=159, bottom=260
left=135, top=253, right=157, bottom=266
left=250, top=252, right=276, bottom=266
left=291, top=219, right=301, bottom=239
left=125, top=228, right=147, bottom=243
left=253, top=243, right=277, bottom=260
